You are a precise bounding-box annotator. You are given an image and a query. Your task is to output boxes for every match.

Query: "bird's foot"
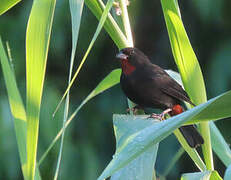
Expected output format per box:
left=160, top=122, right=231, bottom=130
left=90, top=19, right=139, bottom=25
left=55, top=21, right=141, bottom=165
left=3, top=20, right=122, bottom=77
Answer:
left=149, top=113, right=163, bottom=120
left=149, top=108, right=172, bottom=121
left=126, top=105, right=142, bottom=115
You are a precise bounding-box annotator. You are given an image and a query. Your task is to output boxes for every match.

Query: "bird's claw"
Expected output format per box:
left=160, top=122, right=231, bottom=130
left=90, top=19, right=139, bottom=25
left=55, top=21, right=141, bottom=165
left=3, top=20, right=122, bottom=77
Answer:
left=149, top=108, right=172, bottom=120
left=149, top=113, right=165, bottom=120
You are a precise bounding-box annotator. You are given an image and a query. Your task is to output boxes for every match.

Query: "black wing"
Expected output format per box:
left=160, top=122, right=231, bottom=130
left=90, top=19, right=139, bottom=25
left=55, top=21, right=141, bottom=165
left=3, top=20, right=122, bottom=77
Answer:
left=148, top=64, right=195, bottom=106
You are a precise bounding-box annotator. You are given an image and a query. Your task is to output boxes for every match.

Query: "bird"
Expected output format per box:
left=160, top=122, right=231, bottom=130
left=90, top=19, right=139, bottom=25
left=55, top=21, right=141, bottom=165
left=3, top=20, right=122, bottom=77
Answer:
left=116, top=47, right=204, bottom=148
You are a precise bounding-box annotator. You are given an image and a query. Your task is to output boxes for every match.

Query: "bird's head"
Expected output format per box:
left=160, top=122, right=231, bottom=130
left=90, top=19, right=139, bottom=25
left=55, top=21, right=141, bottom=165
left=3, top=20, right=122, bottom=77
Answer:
left=116, top=47, right=150, bottom=75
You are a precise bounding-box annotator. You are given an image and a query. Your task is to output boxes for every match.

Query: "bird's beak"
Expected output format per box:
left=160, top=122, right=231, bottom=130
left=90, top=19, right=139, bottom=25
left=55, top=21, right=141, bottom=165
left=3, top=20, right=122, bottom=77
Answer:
left=116, top=51, right=128, bottom=60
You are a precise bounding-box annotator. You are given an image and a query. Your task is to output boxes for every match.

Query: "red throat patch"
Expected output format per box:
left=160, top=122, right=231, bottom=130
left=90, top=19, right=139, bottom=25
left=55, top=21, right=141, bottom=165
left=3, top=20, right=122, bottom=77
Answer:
left=121, top=59, right=136, bottom=75
left=171, top=104, right=184, bottom=116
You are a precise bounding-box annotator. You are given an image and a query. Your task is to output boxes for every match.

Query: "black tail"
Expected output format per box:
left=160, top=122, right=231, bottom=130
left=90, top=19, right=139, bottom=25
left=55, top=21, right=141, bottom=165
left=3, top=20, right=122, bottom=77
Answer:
left=179, top=125, right=204, bottom=148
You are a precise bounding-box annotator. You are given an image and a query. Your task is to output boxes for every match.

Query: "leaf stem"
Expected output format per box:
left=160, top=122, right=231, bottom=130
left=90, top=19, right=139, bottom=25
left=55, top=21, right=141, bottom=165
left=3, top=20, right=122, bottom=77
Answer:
left=199, top=122, right=214, bottom=170
left=119, top=0, right=133, bottom=47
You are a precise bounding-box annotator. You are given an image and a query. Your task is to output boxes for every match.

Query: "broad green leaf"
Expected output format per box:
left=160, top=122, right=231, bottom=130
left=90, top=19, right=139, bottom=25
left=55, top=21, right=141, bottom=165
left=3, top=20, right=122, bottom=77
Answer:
left=166, top=70, right=231, bottom=170
left=54, top=0, right=84, bottom=179
left=0, top=38, right=41, bottom=180
left=188, top=91, right=231, bottom=124
left=111, top=117, right=159, bottom=180
left=26, top=0, right=56, bottom=179
left=210, top=122, right=231, bottom=167
left=181, top=170, right=222, bottom=180
left=53, top=0, right=116, bottom=116
left=161, top=0, right=212, bottom=170
left=224, top=164, right=231, bottom=180
left=38, top=69, right=121, bottom=165
left=98, top=91, right=231, bottom=179
left=0, top=0, right=21, bottom=15
left=166, top=70, right=231, bottom=124
left=85, top=0, right=128, bottom=49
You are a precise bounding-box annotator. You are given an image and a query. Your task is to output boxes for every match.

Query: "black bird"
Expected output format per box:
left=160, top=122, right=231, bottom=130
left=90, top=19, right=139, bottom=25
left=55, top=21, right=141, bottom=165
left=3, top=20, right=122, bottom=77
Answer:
left=116, top=47, right=204, bottom=148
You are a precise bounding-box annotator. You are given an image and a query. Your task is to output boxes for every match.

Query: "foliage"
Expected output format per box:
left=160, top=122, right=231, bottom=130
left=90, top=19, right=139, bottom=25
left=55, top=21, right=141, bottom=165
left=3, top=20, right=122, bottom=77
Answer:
left=0, top=0, right=231, bottom=179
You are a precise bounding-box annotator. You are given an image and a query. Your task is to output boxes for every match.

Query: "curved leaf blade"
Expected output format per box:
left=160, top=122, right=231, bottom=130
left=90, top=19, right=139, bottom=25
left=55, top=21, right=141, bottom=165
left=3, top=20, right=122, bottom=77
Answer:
left=210, top=122, right=231, bottom=167
left=38, top=69, right=121, bottom=165
left=0, top=38, right=41, bottom=180
left=53, top=0, right=84, bottom=179
left=161, top=0, right=212, bottom=169
left=26, top=0, right=56, bottom=179
left=161, top=0, right=206, bottom=104
left=0, top=0, right=21, bottom=15
left=98, top=90, right=231, bottom=179
left=53, top=0, right=116, bottom=116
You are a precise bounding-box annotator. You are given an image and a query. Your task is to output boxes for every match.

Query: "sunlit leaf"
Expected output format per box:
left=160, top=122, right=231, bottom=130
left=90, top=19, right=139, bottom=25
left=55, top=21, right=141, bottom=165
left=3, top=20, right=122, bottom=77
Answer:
left=161, top=0, right=206, bottom=104
left=26, top=0, right=56, bottom=179
left=0, top=38, right=41, bottom=180
left=161, top=0, right=212, bottom=170
left=0, top=0, right=21, bottom=15
left=85, top=0, right=127, bottom=49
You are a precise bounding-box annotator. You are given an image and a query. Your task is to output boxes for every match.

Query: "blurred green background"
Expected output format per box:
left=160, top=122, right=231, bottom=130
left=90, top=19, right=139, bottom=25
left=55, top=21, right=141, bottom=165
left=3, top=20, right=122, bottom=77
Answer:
left=0, top=0, right=231, bottom=179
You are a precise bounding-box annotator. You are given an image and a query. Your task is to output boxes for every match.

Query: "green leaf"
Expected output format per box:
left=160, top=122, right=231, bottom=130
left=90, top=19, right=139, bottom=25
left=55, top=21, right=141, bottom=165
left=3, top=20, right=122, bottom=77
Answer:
left=98, top=90, right=231, bottom=179
left=0, top=0, right=21, bottom=15
left=210, top=122, right=231, bottom=167
left=161, top=0, right=206, bottom=104
left=26, top=0, right=56, bottom=179
left=53, top=0, right=84, bottom=179
left=188, top=91, right=231, bottom=124
left=224, top=164, right=231, bottom=180
left=0, top=38, right=41, bottom=180
left=181, top=170, right=222, bottom=180
left=161, top=0, right=213, bottom=170
left=174, top=129, right=206, bottom=171
left=110, top=117, right=159, bottom=180
left=38, top=69, right=121, bottom=165
left=85, top=0, right=128, bottom=49
left=53, top=0, right=116, bottom=116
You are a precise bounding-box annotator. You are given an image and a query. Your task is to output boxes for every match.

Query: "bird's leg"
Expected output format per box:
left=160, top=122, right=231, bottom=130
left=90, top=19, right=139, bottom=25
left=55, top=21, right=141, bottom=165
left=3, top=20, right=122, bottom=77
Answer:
left=149, top=108, right=172, bottom=120
left=126, top=105, right=142, bottom=115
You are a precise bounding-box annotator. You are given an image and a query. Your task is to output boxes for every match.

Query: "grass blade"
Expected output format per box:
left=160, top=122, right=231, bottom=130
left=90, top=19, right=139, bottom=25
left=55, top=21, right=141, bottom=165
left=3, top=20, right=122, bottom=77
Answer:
left=53, top=0, right=115, bottom=117
left=0, top=0, right=21, bottom=15
left=210, top=122, right=231, bottom=167
left=161, top=0, right=213, bottom=170
left=85, top=0, right=128, bottom=49
left=26, top=0, right=56, bottom=179
left=38, top=69, right=121, bottom=165
left=174, top=129, right=206, bottom=171
left=0, top=39, right=41, bottom=179
left=53, top=0, right=84, bottom=179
